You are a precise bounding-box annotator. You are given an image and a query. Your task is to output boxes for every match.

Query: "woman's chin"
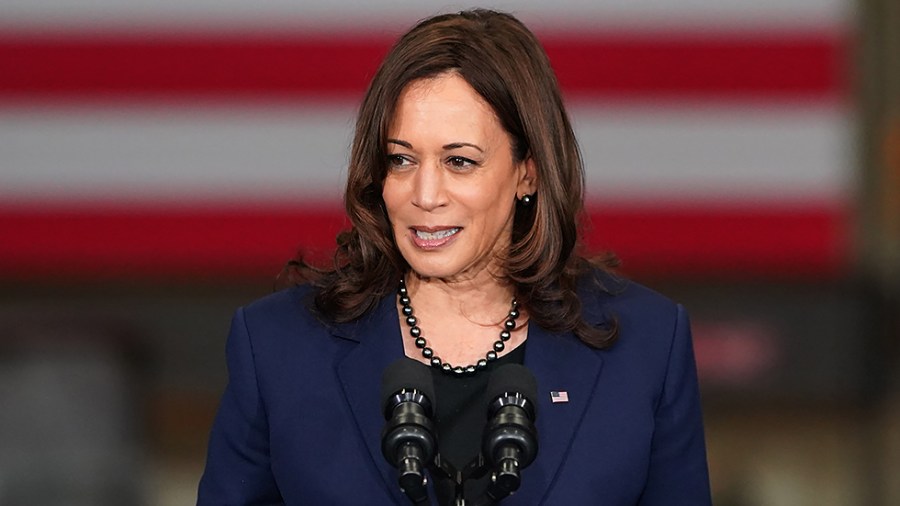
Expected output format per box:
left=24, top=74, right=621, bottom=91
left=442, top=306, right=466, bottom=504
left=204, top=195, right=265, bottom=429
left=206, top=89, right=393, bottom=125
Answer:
left=405, top=258, right=502, bottom=284
left=406, top=262, right=457, bottom=281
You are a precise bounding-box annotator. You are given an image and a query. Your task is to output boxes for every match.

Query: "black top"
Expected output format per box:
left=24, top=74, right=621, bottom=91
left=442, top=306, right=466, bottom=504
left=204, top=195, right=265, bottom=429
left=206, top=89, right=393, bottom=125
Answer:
left=431, top=342, right=526, bottom=505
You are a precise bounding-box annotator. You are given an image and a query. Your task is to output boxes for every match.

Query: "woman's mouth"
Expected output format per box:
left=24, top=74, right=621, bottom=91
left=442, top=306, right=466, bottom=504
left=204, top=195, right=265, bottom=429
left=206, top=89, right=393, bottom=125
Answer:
left=410, top=227, right=461, bottom=249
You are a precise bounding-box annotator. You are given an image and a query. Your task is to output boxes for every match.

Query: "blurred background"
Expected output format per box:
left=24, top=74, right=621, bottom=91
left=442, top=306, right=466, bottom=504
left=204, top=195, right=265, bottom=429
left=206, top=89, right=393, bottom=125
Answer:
left=0, top=0, right=897, bottom=504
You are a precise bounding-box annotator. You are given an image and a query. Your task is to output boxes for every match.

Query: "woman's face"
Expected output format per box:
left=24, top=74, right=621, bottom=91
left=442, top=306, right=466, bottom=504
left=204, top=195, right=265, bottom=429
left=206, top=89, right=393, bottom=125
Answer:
left=382, top=72, right=535, bottom=283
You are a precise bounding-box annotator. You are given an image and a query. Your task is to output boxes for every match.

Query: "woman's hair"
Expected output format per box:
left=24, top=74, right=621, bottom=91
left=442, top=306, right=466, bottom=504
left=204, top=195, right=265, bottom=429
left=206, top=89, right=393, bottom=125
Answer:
left=282, top=8, right=618, bottom=348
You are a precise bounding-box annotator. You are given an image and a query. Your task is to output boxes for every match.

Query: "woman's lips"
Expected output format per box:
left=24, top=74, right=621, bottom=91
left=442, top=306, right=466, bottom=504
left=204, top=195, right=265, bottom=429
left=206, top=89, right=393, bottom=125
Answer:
left=409, top=227, right=461, bottom=249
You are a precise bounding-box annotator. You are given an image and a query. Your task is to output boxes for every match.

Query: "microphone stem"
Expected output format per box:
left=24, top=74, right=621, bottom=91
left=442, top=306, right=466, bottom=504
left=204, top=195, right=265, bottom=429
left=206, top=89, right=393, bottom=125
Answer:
left=396, top=442, right=429, bottom=505
left=493, top=445, right=522, bottom=493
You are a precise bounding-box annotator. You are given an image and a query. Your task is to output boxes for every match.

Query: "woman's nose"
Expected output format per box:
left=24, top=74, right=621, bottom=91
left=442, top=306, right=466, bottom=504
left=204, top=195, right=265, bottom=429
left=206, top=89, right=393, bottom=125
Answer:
left=411, top=163, right=448, bottom=211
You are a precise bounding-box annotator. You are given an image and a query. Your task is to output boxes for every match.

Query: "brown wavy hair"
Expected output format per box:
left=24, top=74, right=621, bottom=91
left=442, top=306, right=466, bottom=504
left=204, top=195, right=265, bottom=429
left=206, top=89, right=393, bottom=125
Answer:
left=282, top=9, right=618, bottom=348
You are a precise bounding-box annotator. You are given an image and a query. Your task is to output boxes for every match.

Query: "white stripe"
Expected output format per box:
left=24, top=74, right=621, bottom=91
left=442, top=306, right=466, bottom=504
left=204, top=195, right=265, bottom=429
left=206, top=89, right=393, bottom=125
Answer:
left=572, top=102, right=852, bottom=203
left=0, top=103, right=850, bottom=205
left=0, top=104, right=352, bottom=204
left=0, top=0, right=852, bottom=33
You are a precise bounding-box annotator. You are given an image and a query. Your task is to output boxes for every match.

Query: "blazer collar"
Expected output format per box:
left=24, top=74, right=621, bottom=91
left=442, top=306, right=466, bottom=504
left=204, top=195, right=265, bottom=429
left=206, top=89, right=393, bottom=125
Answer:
left=333, top=293, right=412, bottom=504
left=519, top=321, right=604, bottom=504
left=333, top=290, right=606, bottom=505
left=522, top=276, right=610, bottom=504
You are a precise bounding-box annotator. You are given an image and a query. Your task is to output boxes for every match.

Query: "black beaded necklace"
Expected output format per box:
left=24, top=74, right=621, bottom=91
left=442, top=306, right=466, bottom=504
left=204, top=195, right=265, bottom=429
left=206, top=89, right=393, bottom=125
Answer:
left=398, top=278, right=520, bottom=375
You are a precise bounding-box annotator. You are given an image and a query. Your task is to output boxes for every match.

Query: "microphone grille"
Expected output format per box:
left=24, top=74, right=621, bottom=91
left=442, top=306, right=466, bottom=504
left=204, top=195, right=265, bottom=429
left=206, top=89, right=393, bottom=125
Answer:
left=380, top=358, right=436, bottom=414
left=485, top=363, right=538, bottom=416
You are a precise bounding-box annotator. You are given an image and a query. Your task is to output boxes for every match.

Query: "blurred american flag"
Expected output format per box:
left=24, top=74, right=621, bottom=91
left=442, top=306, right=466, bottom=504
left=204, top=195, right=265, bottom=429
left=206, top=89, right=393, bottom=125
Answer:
left=551, top=391, right=570, bottom=404
left=0, top=0, right=853, bottom=281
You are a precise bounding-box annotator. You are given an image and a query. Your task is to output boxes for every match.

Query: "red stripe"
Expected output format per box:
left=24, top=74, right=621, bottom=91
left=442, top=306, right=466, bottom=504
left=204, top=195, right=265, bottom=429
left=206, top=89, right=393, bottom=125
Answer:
left=543, top=32, right=847, bottom=100
left=583, top=202, right=850, bottom=278
left=0, top=30, right=847, bottom=101
left=0, top=203, right=849, bottom=281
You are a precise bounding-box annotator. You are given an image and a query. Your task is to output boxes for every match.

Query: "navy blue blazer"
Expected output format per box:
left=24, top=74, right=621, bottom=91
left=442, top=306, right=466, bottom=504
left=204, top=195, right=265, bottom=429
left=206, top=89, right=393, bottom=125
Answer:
left=198, top=275, right=711, bottom=505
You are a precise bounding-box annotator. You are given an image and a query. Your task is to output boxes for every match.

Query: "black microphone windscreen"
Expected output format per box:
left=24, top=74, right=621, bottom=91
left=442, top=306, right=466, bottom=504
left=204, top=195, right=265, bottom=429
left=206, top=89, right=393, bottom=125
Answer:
left=380, top=358, right=436, bottom=412
left=485, top=363, right=538, bottom=415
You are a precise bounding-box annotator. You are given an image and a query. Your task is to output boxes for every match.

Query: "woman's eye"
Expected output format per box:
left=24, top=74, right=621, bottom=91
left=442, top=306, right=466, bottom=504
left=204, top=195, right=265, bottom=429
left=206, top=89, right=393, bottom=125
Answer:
left=447, top=156, right=476, bottom=169
left=387, top=155, right=412, bottom=168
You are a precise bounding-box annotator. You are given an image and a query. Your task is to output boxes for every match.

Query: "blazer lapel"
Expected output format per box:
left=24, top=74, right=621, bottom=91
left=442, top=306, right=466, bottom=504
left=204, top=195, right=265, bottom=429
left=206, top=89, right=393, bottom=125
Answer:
left=333, top=294, right=410, bottom=504
left=519, top=323, right=604, bottom=504
left=331, top=286, right=608, bottom=505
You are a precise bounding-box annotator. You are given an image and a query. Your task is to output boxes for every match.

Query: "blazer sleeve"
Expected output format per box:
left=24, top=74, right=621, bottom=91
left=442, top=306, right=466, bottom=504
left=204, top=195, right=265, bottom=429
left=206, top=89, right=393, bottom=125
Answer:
left=638, top=304, right=712, bottom=505
left=197, top=307, right=285, bottom=505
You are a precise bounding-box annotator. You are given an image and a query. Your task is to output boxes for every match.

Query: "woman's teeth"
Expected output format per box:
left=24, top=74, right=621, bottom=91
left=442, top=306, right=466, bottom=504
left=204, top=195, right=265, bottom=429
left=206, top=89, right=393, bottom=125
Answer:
left=415, top=228, right=460, bottom=240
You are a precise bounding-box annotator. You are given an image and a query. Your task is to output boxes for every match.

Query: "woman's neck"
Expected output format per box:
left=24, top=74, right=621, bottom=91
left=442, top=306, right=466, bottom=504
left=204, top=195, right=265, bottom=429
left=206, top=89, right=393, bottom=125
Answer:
left=404, top=270, right=515, bottom=326
left=399, top=270, right=528, bottom=366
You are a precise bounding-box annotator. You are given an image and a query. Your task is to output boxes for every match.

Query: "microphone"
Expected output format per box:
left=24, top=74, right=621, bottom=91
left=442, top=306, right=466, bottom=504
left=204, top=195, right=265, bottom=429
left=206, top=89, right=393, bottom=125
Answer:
left=381, top=358, right=437, bottom=505
left=482, top=363, right=538, bottom=500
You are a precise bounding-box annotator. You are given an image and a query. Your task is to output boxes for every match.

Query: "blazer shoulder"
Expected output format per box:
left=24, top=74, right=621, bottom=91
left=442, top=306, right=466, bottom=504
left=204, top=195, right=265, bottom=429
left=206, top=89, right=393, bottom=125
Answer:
left=579, top=268, right=681, bottom=327
left=243, top=283, right=314, bottom=313
left=238, top=284, right=330, bottom=337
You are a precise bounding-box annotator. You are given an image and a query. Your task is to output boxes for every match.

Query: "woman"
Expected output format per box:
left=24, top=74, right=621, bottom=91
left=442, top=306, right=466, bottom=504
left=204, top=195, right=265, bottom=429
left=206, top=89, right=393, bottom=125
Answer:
left=198, top=9, right=710, bottom=505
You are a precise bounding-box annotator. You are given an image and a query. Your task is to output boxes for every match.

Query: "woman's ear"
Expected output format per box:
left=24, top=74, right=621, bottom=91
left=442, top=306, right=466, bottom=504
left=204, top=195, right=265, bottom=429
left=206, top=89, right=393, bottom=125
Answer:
left=516, top=157, right=537, bottom=197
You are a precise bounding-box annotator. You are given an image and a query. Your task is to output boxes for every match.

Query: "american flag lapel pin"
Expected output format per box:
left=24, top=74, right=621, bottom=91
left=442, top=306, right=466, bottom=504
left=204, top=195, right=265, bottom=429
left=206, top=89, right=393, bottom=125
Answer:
left=550, top=391, right=569, bottom=403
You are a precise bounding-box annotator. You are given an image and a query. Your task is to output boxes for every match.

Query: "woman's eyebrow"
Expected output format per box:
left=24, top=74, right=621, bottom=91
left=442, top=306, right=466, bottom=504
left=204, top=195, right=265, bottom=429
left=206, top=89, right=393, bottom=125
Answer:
left=387, top=138, right=412, bottom=148
left=443, top=142, right=484, bottom=152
